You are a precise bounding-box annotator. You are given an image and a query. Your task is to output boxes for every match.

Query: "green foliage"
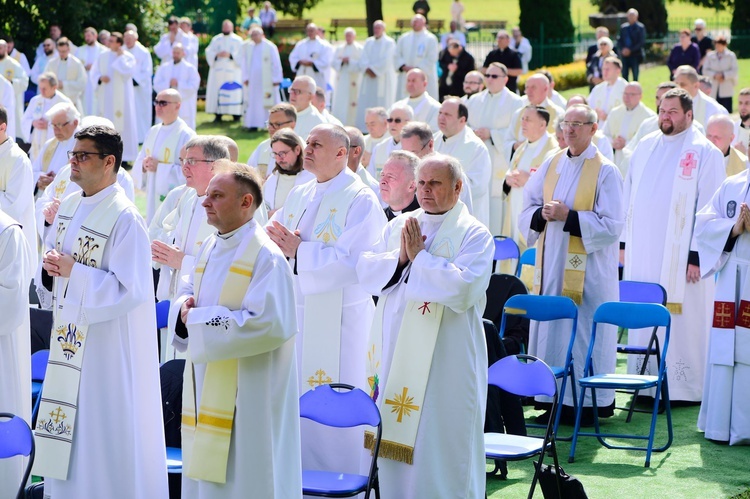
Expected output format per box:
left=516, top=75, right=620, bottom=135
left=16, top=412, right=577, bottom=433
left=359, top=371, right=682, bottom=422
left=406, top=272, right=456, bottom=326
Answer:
left=731, top=0, right=750, bottom=57
left=519, top=0, right=575, bottom=67
left=273, top=0, right=324, bottom=20
left=0, top=0, right=172, bottom=57
left=589, top=0, right=667, bottom=36
left=518, top=61, right=587, bottom=93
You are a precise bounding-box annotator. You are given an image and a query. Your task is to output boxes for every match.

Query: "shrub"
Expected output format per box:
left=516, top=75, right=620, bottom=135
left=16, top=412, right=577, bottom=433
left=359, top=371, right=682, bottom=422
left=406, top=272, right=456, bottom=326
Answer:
left=518, top=61, right=587, bottom=94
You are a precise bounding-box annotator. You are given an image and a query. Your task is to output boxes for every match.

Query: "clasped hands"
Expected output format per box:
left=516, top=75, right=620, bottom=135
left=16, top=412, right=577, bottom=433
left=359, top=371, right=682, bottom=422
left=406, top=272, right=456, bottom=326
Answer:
left=505, top=169, right=530, bottom=189
left=541, top=200, right=569, bottom=222
left=42, top=249, right=75, bottom=278
left=731, top=202, right=750, bottom=238
left=266, top=221, right=302, bottom=259
left=398, top=218, right=426, bottom=266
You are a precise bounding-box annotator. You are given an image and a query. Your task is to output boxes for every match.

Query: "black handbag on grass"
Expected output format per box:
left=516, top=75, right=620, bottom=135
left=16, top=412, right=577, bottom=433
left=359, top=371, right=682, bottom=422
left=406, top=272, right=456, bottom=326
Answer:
left=533, top=461, right=588, bottom=499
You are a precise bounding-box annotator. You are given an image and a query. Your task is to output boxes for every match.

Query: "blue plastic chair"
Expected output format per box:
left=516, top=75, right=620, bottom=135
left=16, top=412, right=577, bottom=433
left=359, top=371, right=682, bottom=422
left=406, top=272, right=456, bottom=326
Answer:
left=300, top=384, right=381, bottom=499
left=156, top=300, right=171, bottom=330
left=30, top=350, right=50, bottom=428
left=166, top=446, right=182, bottom=474
left=569, top=302, right=673, bottom=467
left=500, top=294, right=579, bottom=439
left=492, top=236, right=520, bottom=274
left=516, top=248, right=536, bottom=277
left=616, top=281, right=667, bottom=422
left=485, top=355, right=562, bottom=499
left=279, top=77, right=293, bottom=102
left=0, top=412, right=35, bottom=499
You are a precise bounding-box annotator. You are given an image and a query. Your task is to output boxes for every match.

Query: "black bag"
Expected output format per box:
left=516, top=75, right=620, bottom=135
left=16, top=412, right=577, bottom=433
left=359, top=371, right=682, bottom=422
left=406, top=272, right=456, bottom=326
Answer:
left=24, top=481, right=44, bottom=499
left=533, top=461, right=588, bottom=499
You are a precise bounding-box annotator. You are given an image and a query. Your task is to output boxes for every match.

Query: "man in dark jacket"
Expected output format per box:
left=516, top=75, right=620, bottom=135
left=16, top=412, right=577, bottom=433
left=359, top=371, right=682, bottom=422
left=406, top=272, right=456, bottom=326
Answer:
left=439, top=41, right=475, bottom=101
left=617, top=8, right=646, bottom=81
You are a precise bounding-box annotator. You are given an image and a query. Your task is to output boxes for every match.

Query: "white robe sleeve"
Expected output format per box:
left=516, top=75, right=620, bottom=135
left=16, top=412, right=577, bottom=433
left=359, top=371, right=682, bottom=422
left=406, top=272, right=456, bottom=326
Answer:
left=0, top=226, right=31, bottom=335
left=111, top=52, right=136, bottom=76
left=518, top=155, right=553, bottom=248
left=204, top=37, right=219, bottom=67
left=154, top=35, right=172, bottom=62
left=356, top=222, right=404, bottom=296
left=405, top=225, right=494, bottom=313
left=59, top=208, right=154, bottom=327
left=183, top=64, right=201, bottom=91
left=270, top=43, right=283, bottom=84
left=181, top=247, right=297, bottom=364
left=0, top=154, right=33, bottom=224
left=691, top=145, right=727, bottom=253
left=288, top=41, right=303, bottom=73
left=152, top=65, right=169, bottom=93
left=295, top=191, right=386, bottom=295
left=695, top=178, right=737, bottom=278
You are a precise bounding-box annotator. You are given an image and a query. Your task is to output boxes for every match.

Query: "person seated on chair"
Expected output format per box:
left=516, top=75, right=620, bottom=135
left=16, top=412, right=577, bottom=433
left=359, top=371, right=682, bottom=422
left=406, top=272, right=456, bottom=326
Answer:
left=357, top=153, right=493, bottom=498
left=171, top=162, right=302, bottom=497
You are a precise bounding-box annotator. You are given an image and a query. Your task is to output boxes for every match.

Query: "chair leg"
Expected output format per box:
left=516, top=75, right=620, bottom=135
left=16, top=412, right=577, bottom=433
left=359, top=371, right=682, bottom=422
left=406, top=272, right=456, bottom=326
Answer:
left=568, top=383, right=587, bottom=463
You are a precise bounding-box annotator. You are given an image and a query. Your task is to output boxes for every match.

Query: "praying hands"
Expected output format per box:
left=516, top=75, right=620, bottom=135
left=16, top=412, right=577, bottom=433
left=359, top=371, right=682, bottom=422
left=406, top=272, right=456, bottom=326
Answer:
left=399, top=217, right=426, bottom=265
left=731, top=203, right=750, bottom=237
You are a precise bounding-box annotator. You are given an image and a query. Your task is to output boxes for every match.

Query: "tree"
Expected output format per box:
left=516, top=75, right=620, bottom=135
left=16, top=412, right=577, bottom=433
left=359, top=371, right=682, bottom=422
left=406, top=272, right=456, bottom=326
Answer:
left=677, top=0, right=750, bottom=57
left=590, top=0, right=667, bottom=36
left=273, top=0, right=324, bottom=19
left=519, top=0, right=575, bottom=68
left=366, top=0, right=384, bottom=36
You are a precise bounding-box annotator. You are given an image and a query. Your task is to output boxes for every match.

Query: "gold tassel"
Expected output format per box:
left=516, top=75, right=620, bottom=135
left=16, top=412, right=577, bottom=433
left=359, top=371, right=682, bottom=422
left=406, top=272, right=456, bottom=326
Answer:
left=561, top=289, right=583, bottom=305
left=377, top=439, right=415, bottom=465
left=363, top=431, right=375, bottom=451
left=666, top=302, right=682, bottom=314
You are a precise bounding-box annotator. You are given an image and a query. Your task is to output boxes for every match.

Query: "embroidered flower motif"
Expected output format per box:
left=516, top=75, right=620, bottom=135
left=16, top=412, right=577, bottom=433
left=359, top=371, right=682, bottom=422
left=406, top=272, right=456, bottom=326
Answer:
left=206, top=316, right=231, bottom=330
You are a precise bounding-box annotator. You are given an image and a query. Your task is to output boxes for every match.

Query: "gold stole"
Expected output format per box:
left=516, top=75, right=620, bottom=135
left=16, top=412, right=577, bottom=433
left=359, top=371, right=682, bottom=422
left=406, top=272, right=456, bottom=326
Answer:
left=0, top=139, right=15, bottom=191
left=142, top=121, right=183, bottom=166
left=727, top=147, right=748, bottom=177
left=181, top=227, right=266, bottom=483
left=364, top=202, right=473, bottom=464
left=33, top=188, right=130, bottom=480
left=283, top=173, right=366, bottom=393
left=247, top=41, right=274, bottom=107
left=98, top=53, right=126, bottom=131
left=533, top=150, right=602, bottom=304
left=41, top=139, right=59, bottom=173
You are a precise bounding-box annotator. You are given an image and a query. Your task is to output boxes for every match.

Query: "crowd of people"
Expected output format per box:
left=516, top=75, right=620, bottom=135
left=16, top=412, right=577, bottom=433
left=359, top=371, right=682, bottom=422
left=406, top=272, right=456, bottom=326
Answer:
left=1, top=6, right=749, bottom=499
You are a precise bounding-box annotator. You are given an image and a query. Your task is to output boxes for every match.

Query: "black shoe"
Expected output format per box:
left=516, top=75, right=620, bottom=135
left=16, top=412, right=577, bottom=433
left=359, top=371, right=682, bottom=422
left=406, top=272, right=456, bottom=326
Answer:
left=233, top=115, right=241, bottom=122
left=247, top=127, right=258, bottom=132
left=213, top=115, right=223, bottom=123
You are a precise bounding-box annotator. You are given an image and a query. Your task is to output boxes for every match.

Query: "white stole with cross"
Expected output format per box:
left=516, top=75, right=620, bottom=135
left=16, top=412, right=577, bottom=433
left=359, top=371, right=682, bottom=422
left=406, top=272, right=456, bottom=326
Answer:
left=282, top=172, right=367, bottom=393
left=96, top=52, right=128, bottom=134
left=244, top=40, right=275, bottom=107
left=33, top=189, right=130, bottom=480
left=180, top=226, right=265, bottom=483
left=364, top=201, right=473, bottom=464
left=627, top=127, right=702, bottom=313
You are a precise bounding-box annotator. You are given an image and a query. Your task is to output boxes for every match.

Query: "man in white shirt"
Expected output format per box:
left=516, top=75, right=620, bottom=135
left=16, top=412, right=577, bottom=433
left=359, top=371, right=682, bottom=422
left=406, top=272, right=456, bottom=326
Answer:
left=362, top=106, right=390, bottom=167
left=204, top=20, right=244, bottom=122
left=44, top=37, right=87, bottom=115
left=179, top=17, right=200, bottom=67
left=289, top=75, right=326, bottom=139
left=345, top=126, right=379, bottom=194
left=30, top=39, right=55, bottom=86
left=706, top=114, right=748, bottom=177
left=510, top=26, right=533, bottom=73
left=124, top=30, right=154, bottom=143
left=241, top=27, right=282, bottom=131
left=601, top=81, right=655, bottom=168
left=153, top=44, right=201, bottom=130
left=588, top=56, right=628, bottom=123
left=395, top=15, right=439, bottom=100
left=22, top=72, right=72, bottom=161
left=356, top=20, right=397, bottom=130
left=77, top=27, right=107, bottom=116
left=247, top=103, right=298, bottom=178
left=32, top=102, right=79, bottom=195
left=395, top=68, right=440, bottom=131
left=6, top=36, right=31, bottom=76
left=289, top=23, right=333, bottom=90
left=0, top=40, right=28, bottom=134
left=154, top=16, right=189, bottom=64
left=733, top=88, right=750, bottom=155
left=313, top=86, right=342, bottom=126
left=332, top=28, right=363, bottom=127
left=368, top=104, right=412, bottom=178
left=674, top=65, right=728, bottom=127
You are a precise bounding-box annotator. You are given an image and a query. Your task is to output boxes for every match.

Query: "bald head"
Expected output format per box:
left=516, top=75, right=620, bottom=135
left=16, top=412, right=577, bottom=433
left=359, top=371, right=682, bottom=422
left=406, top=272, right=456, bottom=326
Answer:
left=623, top=82, right=643, bottom=110
left=524, top=74, right=550, bottom=106
left=406, top=68, right=428, bottom=98
left=345, top=126, right=365, bottom=172
left=304, top=124, right=351, bottom=182
left=215, top=136, right=240, bottom=161
left=706, top=115, right=736, bottom=155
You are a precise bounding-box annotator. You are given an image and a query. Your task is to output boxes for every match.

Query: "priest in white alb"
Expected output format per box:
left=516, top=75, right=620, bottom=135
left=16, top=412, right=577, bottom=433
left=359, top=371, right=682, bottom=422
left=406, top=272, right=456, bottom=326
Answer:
left=169, top=162, right=302, bottom=498
left=345, top=126, right=380, bottom=195
left=77, top=28, right=106, bottom=116
left=467, top=62, right=524, bottom=235
left=367, top=104, right=411, bottom=179
left=241, top=27, right=282, bottom=131
left=674, top=65, right=728, bottom=127
left=734, top=89, right=750, bottom=155
left=246, top=103, right=297, bottom=178
left=622, top=88, right=725, bottom=402
left=288, top=23, right=333, bottom=90
left=356, top=153, right=493, bottom=498
left=89, top=32, right=139, bottom=163
left=153, top=44, right=201, bottom=130
left=154, top=16, right=190, bottom=64
left=264, top=129, right=314, bottom=215
left=22, top=72, right=72, bottom=161
left=519, top=104, right=624, bottom=422
left=395, top=69, right=440, bottom=131
left=705, top=114, right=748, bottom=177
left=434, top=97, right=491, bottom=227
left=395, top=15, right=439, bottom=100
left=132, top=89, right=195, bottom=223
left=695, top=165, right=750, bottom=445
left=205, top=20, right=244, bottom=121
left=44, top=38, right=87, bottom=115
left=502, top=105, right=558, bottom=250
left=361, top=107, right=390, bottom=167
left=1, top=105, right=38, bottom=254
left=356, top=21, right=397, bottom=130
left=0, top=204, right=33, bottom=499
left=0, top=40, right=28, bottom=135
left=331, top=29, right=363, bottom=127
left=601, top=82, right=655, bottom=169
left=32, top=102, right=79, bottom=196
left=288, top=76, right=326, bottom=139
left=0, top=76, right=16, bottom=140
left=35, top=125, right=168, bottom=498
left=124, top=30, right=154, bottom=144
left=588, top=56, right=628, bottom=124
left=266, top=124, right=386, bottom=480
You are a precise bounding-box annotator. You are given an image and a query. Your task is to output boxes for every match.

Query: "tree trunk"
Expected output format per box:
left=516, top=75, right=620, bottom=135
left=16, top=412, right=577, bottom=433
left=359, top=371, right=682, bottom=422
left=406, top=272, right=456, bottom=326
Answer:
left=365, top=0, right=383, bottom=36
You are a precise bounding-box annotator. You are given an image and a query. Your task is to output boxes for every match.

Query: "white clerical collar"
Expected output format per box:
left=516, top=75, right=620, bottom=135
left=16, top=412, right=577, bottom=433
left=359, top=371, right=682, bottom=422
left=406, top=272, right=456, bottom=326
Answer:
left=315, top=167, right=346, bottom=187
left=442, top=127, right=465, bottom=145
left=217, top=219, right=254, bottom=240
left=662, top=126, right=690, bottom=143
left=81, top=182, right=118, bottom=202
left=297, top=105, right=312, bottom=116
left=565, top=143, right=597, bottom=163
left=161, top=119, right=179, bottom=129
left=408, top=94, right=426, bottom=103
left=421, top=211, right=450, bottom=223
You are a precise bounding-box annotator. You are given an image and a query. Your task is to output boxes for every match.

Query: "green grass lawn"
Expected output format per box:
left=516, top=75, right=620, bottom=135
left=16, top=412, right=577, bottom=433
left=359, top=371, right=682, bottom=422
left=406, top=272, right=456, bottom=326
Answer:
left=280, top=0, right=731, bottom=35
left=559, top=58, right=750, bottom=113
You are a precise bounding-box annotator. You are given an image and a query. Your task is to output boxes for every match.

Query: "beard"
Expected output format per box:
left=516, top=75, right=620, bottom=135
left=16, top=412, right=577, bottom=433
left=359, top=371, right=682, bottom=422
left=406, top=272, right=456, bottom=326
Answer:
left=741, top=111, right=750, bottom=123
left=0, top=54, right=5, bottom=60
left=659, top=122, right=674, bottom=135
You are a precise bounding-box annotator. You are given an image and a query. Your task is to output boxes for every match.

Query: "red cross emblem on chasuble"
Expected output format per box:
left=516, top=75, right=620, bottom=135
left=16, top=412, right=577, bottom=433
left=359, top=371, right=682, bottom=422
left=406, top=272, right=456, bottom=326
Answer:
left=679, top=151, right=698, bottom=179
left=712, top=301, right=735, bottom=329
left=737, top=300, right=750, bottom=328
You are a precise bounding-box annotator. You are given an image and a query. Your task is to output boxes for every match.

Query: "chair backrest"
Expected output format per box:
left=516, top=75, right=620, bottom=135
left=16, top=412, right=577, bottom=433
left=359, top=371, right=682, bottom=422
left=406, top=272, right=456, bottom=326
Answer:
left=300, top=384, right=381, bottom=428
left=502, top=294, right=578, bottom=322
left=488, top=355, right=557, bottom=399
left=0, top=414, right=33, bottom=459
left=619, top=280, right=667, bottom=305
left=493, top=236, right=520, bottom=262
left=516, top=248, right=536, bottom=277
left=156, top=300, right=171, bottom=330
left=280, top=78, right=292, bottom=89
left=31, top=349, right=49, bottom=382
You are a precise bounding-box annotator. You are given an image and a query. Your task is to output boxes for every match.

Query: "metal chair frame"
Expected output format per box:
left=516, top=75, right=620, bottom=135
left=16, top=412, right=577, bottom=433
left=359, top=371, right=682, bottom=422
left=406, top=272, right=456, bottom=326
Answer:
left=0, top=412, right=36, bottom=499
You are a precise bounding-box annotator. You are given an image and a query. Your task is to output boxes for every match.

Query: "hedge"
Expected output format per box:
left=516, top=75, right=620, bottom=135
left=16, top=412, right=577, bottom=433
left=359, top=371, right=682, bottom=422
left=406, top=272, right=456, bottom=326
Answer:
left=517, top=61, right=587, bottom=94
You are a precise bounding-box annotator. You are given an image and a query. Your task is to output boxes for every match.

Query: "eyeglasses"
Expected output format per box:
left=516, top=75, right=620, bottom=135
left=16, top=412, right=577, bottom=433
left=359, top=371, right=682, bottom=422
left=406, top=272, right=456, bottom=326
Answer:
left=67, top=150, right=109, bottom=162
left=387, top=118, right=405, bottom=124
left=560, top=121, right=595, bottom=130
left=180, top=157, right=215, bottom=166
left=266, top=119, right=293, bottom=128
left=51, top=121, right=71, bottom=129
left=271, top=149, right=293, bottom=159
left=154, top=100, right=176, bottom=107
left=448, top=44, right=460, bottom=49
left=289, top=88, right=306, bottom=95
left=485, top=74, right=506, bottom=79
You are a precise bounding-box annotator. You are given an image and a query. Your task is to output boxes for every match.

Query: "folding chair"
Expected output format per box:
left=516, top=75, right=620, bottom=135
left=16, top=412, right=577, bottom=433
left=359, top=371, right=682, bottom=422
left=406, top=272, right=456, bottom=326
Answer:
left=616, top=281, right=667, bottom=422
left=516, top=247, right=536, bottom=291
left=30, top=350, right=49, bottom=428
left=483, top=274, right=529, bottom=355
left=500, top=294, right=579, bottom=439
left=492, top=236, right=520, bottom=274
left=217, top=81, right=243, bottom=114
left=0, top=412, right=35, bottom=499
left=484, top=355, right=562, bottom=499
left=569, top=302, right=673, bottom=467
left=279, top=77, right=292, bottom=102
left=300, top=384, right=381, bottom=499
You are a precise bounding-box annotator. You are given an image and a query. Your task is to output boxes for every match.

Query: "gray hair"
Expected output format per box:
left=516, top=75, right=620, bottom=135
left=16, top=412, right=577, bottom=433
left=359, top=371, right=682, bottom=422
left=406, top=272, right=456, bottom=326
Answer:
left=597, top=36, right=614, bottom=51
left=365, top=106, right=388, bottom=121
left=345, top=126, right=365, bottom=151
left=295, top=75, right=316, bottom=94
left=675, top=65, right=699, bottom=83
left=401, top=121, right=433, bottom=143
left=566, top=104, right=597, bottom=125
left=388, top=103, right=414, bottom=121
left=418, top=153, right=463, bottom=186
left=311, top=123, right=351, bottom=151
left=38, top=72, right=58, bottom=87
left=387, top=150, right=419, bottom=180
left=46, top=101, right=80, bottom=122
left=184, top=135, right=230, bottom=161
